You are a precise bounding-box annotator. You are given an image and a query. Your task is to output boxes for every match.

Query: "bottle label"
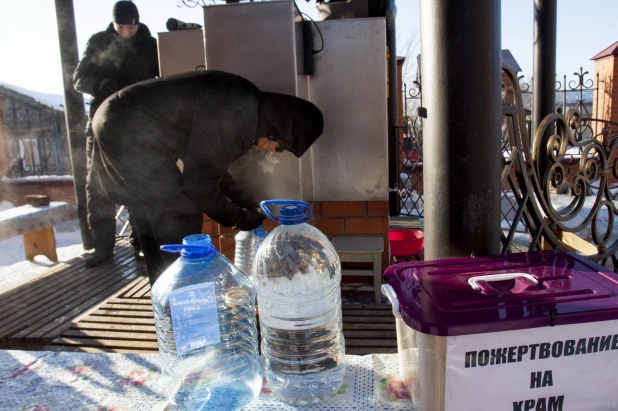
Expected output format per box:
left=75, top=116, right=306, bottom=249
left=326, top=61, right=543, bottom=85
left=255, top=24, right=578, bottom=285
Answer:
left=169, top=282, right=221, bottom=355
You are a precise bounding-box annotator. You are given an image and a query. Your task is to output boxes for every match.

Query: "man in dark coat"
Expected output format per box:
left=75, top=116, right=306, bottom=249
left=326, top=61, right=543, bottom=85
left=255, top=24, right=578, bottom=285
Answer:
left=73, top=1, right=159, bottom=267
left=91, top=70, right=324, bottom=284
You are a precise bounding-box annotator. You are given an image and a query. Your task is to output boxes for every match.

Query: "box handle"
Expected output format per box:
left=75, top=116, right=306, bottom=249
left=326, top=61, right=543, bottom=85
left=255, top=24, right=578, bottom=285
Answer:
left=381, top=284, right=403, bottom=319
left=468, top=273, right=538, bottom=291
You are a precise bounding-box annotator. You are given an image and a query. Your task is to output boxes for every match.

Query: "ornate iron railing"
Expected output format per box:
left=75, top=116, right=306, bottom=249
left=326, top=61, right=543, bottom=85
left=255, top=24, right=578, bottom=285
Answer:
left=399, top=67, right=605, bottom=212
left=398, top=66, right=618, bottom=269
left=1, top=98, right=71, bottom=178
left=518, top=68, right=599, bottom=123
left=501, top=65, right=618, bottom=269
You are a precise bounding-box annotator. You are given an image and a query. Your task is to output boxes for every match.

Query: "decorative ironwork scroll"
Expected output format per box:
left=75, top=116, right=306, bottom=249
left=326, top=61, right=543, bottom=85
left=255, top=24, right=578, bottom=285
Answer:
left=501, top=65, right=618, bottom=270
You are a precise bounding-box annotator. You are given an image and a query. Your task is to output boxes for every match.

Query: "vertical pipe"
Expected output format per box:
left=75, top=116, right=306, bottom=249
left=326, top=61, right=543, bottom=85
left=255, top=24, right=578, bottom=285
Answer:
left=592, top=72, right=602, bottom=138
left=386, top=1, right=400, bottom=216
left=563, top=74, right=566, bottom=113
left=403, top=82, right=408, bottom=119
left=54, top=0, right=91, bottom=248
left=532, top=0, right=557, bottom=141
left=420, top=0, right=502, bottom=260
left=52, top=111, right=64, bottom=175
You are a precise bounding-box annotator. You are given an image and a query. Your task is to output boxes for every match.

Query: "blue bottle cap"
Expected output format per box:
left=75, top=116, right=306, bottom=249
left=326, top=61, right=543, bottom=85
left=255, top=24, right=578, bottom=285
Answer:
left=182, top=234, right=213, bottom=247
left=254, top=225, right=269, bottom=238
left=161, top=234, right=218, bottom=259
left=280, top=205, right=307, bottom=225
left=260, top=200, right=312, bottom=225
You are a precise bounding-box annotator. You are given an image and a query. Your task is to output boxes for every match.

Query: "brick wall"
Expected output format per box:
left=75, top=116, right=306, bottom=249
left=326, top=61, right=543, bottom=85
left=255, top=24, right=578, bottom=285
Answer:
left=592, top=56, right=618, bottom=187
left=593, top=56, right=618, bottom=129
left=202, top=200, right=391, bottom=273
left=2, top=180, right=76, bottom=206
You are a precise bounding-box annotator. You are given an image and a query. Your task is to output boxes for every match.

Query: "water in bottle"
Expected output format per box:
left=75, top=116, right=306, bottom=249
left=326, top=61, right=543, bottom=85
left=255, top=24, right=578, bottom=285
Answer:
left=151, top=234, right=262, bottom=410
left=253, top=200, right=345, bottom=405
left=234, top=225, right=268, bottom=280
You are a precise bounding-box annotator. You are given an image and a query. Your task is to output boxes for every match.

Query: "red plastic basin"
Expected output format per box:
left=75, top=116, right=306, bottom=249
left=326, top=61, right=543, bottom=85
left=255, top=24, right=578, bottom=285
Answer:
left=389, top=229, right=424, bottom=257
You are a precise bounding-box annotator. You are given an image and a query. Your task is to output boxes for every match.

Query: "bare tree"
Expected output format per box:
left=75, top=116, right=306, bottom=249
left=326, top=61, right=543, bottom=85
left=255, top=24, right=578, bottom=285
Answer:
left=397, top=29, right=420, bottom=89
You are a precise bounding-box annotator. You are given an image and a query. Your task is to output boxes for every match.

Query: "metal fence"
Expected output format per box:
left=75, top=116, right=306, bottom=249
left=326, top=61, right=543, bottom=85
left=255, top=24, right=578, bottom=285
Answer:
left=519, top=68, right=598, bottom=117
left=397, top=67, right=606, bottom=218
left=1, top=97, right=71, bottom=178
left=397, top=81, right=423, bottom=216
left=398, top=65, right=618, bottom=271
left=500, top=65, right=618, bottom=270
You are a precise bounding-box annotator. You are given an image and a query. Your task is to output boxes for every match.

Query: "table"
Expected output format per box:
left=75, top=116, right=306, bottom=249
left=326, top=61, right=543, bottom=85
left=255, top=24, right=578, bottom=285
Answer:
left=0, top=202, right=77, bottom=261
left=0, top=350, right=414, bottom=411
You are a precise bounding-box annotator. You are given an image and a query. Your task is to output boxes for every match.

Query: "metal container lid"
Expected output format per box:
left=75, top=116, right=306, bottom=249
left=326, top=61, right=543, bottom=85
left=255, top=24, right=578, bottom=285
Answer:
left=383, top=251, right=618, bottom=336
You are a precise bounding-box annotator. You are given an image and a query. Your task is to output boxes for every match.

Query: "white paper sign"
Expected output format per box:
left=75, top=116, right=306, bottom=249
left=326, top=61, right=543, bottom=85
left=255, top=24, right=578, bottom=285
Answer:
left=444, top=319, right=618, bottom=410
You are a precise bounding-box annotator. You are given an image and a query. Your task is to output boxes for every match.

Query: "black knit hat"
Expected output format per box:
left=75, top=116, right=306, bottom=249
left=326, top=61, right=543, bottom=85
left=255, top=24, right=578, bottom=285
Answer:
left=113, top=1, right=139, bottom=25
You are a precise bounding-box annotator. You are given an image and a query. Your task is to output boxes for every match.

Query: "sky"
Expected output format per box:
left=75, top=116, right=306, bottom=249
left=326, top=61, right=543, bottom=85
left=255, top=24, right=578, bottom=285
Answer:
left=0, top=0, right=616, bottom=95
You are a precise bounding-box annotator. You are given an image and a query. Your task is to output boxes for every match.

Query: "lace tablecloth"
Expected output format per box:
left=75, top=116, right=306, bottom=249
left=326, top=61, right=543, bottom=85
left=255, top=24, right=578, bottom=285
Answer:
left=0, top=350, right=414, bottom=411
left=0, top=202, right=77, bottom=239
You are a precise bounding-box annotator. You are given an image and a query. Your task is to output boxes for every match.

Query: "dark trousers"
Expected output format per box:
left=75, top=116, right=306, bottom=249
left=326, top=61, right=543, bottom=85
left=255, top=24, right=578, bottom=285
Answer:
left=131, top=209, right=203, bottom=286
left=86, top=133, right=116, bottom=254
left=86, top=130, right=142, bottom=254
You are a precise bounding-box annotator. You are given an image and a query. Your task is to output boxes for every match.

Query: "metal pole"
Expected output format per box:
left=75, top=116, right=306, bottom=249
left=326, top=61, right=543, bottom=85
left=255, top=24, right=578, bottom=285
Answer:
left=54, top=0, right=91, bottom=248
left=386, top=1, right=399, bottom=216
left=532, top=0, right=557, bottom=142
left=420, top=0, right=502, bottom=260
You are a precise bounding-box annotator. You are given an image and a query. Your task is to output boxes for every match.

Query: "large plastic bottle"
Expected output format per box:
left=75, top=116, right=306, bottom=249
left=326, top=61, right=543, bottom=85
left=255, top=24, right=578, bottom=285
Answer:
left=234, top=225, right=268, bottom=280
left=151, top=234, right=262, bottom=410
left=253, top=200, right=345, bottom=405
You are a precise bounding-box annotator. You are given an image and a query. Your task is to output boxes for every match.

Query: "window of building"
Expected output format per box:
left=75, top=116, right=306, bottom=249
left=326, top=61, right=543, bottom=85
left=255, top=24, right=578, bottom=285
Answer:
left=19, top=137, right=40, bottom=171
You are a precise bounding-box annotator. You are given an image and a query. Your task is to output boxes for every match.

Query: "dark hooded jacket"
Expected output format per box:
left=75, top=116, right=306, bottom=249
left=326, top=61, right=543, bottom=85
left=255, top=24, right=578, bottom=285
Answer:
left=73, top=22, right=159, bottom=120
left=91, top=70, right=323, bottom=227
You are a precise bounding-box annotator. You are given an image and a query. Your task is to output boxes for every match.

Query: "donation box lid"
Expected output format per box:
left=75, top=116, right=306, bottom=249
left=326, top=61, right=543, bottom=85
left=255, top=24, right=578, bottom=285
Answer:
left=384, top=251, right=618, bottom=336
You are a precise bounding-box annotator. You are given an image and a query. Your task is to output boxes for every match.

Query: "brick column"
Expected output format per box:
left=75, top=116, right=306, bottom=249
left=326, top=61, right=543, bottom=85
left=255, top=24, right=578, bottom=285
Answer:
left=593, top=55, right=617, bottom=126
left=592, top=51, right=618, bottom=186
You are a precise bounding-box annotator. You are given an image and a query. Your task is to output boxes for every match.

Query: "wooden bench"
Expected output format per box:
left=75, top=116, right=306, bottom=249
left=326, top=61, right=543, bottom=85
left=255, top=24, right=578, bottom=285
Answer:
left=331, top=236, right=385, bottom=304
left=0, top=201, right=78, bottom=262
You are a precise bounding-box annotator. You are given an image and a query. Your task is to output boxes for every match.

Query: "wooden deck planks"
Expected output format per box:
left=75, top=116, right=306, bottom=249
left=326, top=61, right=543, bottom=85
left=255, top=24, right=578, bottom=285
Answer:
left=47, top=284, right=398, bottom=354
left=0, top=245, right=399, bottom=355
left=0, top=239, right=148, bottom=348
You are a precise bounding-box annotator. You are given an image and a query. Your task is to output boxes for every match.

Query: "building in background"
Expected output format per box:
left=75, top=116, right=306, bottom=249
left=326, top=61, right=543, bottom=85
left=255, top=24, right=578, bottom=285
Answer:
left=0, top=84, right=75, bottom=205
left=592, top=40, right=618, bottom=126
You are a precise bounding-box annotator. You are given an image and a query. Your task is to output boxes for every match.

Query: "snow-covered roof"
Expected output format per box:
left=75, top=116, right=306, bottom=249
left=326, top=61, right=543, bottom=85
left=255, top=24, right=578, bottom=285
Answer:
left=0, top=82, right=65, bottom=111
left=2, top=175, right=74, bottom=183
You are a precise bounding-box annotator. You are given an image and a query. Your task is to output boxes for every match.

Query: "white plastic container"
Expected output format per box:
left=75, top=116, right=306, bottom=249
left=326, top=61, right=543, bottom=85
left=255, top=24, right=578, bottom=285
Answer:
left=383, top=251, right=618, bottom=411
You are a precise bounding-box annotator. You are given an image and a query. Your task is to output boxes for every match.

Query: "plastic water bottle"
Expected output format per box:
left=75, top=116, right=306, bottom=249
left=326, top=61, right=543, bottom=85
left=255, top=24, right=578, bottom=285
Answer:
left=253, top=200, right=345, bottom=405
left=151, top=234, right=262, bottom=410
left=234, top=225, right=268, bottom=280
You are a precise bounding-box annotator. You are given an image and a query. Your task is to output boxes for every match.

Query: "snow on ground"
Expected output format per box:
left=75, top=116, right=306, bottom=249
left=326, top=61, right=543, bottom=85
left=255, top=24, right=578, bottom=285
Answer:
left=0, top=200, right=85, bottom=294
left=0, top=201, right=130, bottom=295
left=0, top=221, right=85, bottom=295
left=0, top=200, right=14, bottom=212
